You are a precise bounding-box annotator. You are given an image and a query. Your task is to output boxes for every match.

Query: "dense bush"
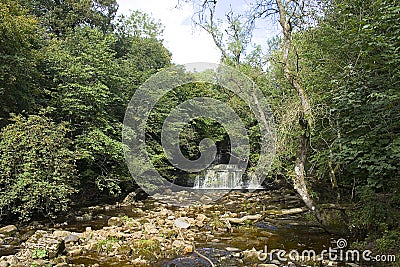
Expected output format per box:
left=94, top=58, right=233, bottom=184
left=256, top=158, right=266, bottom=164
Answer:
left=296, top=0, right=400, bottom=244
left=0, top=114, right=78, bottom=221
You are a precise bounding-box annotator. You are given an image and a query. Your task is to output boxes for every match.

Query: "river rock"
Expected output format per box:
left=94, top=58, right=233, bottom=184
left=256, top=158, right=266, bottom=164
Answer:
left=195, top=214, right=207, bottom=227
left=0, top=226, right=17, bottom=236
left=182, top=244, right=193, bottom=254
left=118, top=245, right=132, bottom=255
left=144, top=223, right=159, bottom=234
left=159, top=209, right=169, bottom=217
left=174, top=218, right=190, bottom=229
left=258, top=264, right=279, bottom=267
left=108, top=217, right=123, bottom=227
left=53, top=230, right=71, bottom=238
left=176, top=190, right=189, bottom=197
left=64, top=234, right=80, bottom=244
left=31, top=259, right=49, bottom=266
left=164, top=189, right=173, bottom=195
left=24, top=230, right=65, bottom=259
left=225, top=214, right=262, bottom=224
left=242, top=247, right=260, bottom=260
left=66, top=248, right=82, bottom=257
left=172, top=240, right=186, bottom=248
left=123, top=191, right=137, bottom=204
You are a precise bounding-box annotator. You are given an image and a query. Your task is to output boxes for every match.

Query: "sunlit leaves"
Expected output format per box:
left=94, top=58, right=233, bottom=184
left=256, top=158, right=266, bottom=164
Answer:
left=0, top=115, right=77, bottom=221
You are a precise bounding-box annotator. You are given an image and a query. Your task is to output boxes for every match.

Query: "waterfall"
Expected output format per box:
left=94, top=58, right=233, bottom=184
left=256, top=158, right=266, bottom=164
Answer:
left=193, top=174, right=200, bottom=189
left=193, top=164, right=257, bottom=189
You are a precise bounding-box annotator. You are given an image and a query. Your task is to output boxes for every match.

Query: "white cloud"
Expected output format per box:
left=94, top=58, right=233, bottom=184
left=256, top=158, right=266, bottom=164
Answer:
left=116, top=0, right=221, bottom=64
left=116, top=0, right=278, bottom=65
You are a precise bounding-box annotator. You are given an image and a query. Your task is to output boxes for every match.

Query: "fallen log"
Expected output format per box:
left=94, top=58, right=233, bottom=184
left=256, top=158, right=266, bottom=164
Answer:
left=224, top=214, right=262, bottom=224
left=263, top=207, right=309, bottom=216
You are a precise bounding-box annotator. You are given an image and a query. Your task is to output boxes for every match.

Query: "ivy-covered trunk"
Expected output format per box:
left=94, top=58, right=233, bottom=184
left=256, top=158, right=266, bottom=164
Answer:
left=276, top=0, right=323, bottom=224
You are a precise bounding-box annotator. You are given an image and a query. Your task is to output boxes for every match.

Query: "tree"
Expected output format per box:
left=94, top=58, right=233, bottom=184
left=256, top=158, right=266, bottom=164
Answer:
left=41, top=10, right=171, bottom=199
left=188, top=0, right=324, bottom=223
left=192, top=3, right=253, bottom=65
left=115, top=10, right=164, bottom=40
left=274, top=0, right=322, bottom=222
left=0, top=2, right=173, bottom=215
left=297, top=0, right=400, bottom=235
left=0, top=0, right=42, bottom=127
left=43, top=27, right=131, bottom=198
left=21, top=0, right=118, bottom=35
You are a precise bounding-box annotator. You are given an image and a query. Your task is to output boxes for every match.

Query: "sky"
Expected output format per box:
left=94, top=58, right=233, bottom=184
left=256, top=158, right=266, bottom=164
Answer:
left=116, top=0, right=279, bottom=65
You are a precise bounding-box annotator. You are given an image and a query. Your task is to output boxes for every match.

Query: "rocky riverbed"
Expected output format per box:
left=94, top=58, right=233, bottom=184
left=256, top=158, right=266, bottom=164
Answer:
left=0, top=189, right=353, bottom=267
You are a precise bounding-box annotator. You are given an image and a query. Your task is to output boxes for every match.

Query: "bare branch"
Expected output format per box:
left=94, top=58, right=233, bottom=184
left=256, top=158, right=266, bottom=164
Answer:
left=193, top=2, right=229, bottom=60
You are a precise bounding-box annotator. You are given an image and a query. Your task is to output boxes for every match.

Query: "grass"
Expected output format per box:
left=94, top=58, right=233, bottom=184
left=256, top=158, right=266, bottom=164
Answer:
left=97, top=236, right=120, bottom=254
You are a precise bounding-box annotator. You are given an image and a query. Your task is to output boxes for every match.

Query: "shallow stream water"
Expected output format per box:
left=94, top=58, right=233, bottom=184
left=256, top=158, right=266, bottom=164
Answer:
left=1, top=190, right=345, bottom=266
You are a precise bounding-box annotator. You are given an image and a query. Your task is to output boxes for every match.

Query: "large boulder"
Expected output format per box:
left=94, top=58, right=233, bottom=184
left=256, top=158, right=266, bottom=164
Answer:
left=23, top=230, right=65, bottom=259
left=0, top=225, right=17, bottom=236
left=108, top=217, right=123, bottom=227
left=122, top=188, right=148, bottom=204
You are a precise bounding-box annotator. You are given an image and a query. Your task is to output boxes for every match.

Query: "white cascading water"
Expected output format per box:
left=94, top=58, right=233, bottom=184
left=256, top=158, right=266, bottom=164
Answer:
left=194, top=164, right=262, bottom=189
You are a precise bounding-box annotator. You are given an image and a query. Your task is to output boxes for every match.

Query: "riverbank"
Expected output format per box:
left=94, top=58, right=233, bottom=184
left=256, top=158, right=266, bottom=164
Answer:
left=0, top=190, right=349, bottom=267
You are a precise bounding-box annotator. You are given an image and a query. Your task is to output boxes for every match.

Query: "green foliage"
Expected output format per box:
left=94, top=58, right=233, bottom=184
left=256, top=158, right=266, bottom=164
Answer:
left=0, top=0, right=42, bottom=126
left=0, top=0, right=171, bottom=217
left=132, top=239, right=162, bottom=260
left=349, top=187, right=392, bottom=233
left=303, top=0, right=399, bottom=185
left=114, top=11, right=171, bottom=73
left=115, top=10, right=164, bottom=40
left=97, top=236, right=119, bottom=253
left=41, top=15, right=170, bottom=197
left=294, top=0, right=400, bottom=235
left=43, top=27, right=130, bottom=197
left=31, top=248, right=48, bottom=259
left=376, top=230, right=400, bottom=254
left=21, top=0, right=118, bottom=35
left=0, top=114, right=77, bottom=221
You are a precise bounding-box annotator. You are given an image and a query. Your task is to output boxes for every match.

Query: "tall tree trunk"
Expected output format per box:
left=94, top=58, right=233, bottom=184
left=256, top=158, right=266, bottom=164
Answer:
left=276, top=0, right=323, bottom=224
left=194, top=0, right=324, bottom=224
